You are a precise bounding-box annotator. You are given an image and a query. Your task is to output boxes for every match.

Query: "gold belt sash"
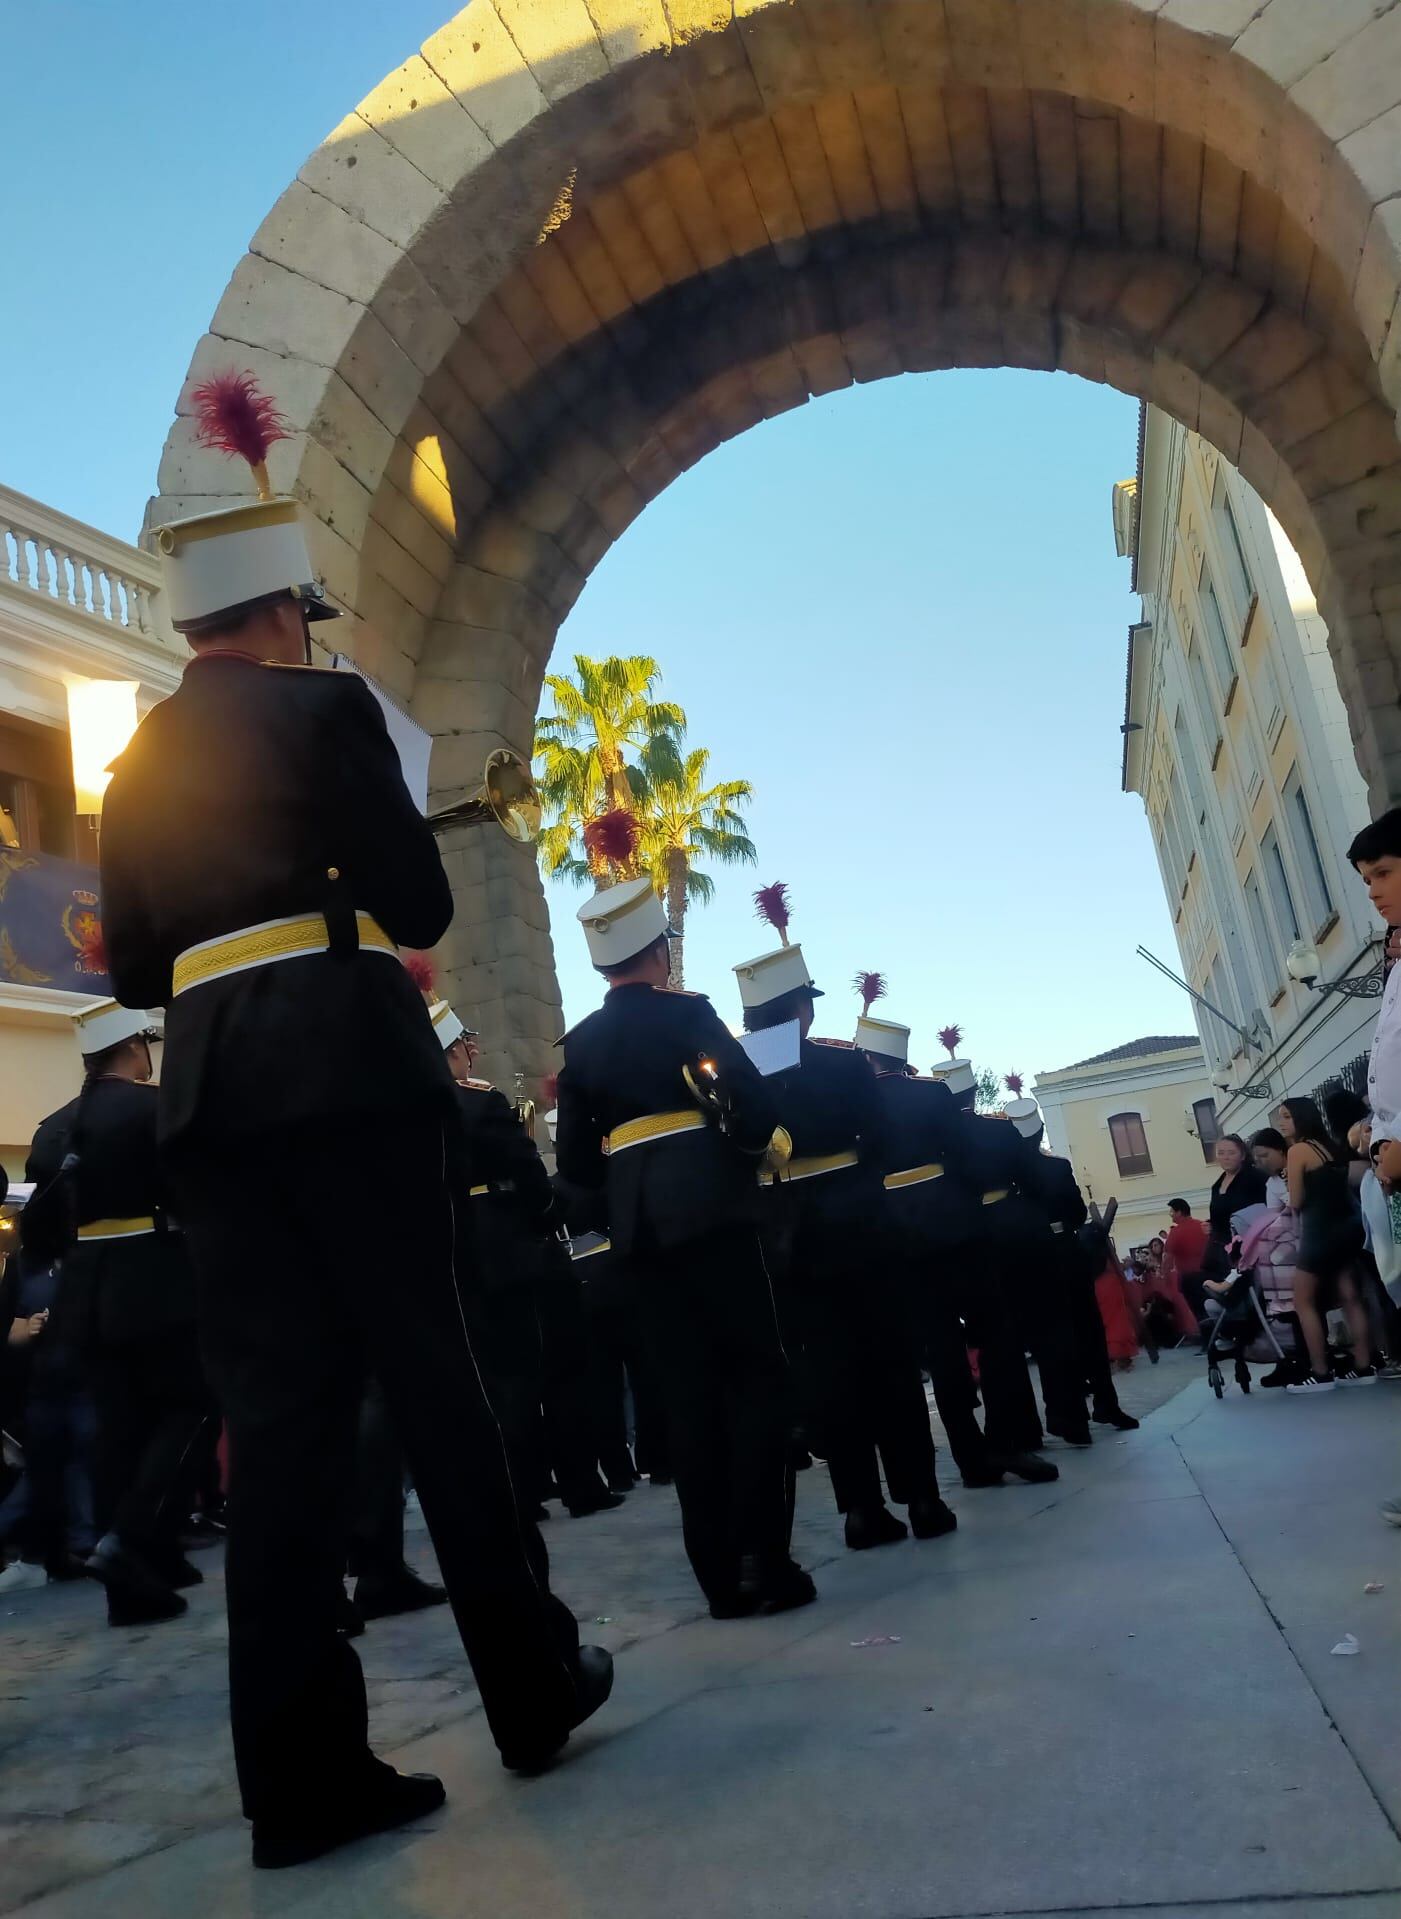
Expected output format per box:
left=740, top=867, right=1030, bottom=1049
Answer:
left=766, top=1148, right=859, bottom=1186
left=468, top=1184, right=490, bottom=1198
left=607, top=1110, right=706, bottom=1154
left=982, top=1188, right=1011, bottom=1206
left=173, top=911, right=396, bottom=997
left=884, top=1163, right=944, bottom=1190
left=571, top=1237, right=612, bottom=1260
left=77, top=1216, right=156, bottom=1241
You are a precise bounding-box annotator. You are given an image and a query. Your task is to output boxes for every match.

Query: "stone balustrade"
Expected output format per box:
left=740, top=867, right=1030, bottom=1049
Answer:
left=0, top=482, right=171, bottom=646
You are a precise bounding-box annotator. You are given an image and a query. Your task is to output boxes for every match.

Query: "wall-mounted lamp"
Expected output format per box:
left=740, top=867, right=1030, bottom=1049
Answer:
left=66, top=679, right=139, bottom=816
left=1286, top=939, right=1383, bottom=998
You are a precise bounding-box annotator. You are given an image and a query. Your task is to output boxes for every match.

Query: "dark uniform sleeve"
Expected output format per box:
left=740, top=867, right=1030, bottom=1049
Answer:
left=555, top=1063, right=606, bottom=1191
left=848, top=1050, right=890, bottom=1175
left=330, top=675, right=453, bottom=951
left=100, top=724, right=170, bottom=1009
left=1055, top=1158, right=1089, bottom=1230
left=697, top=1007, right=780, bottom=1156
left=465, top=1087, right=553, bottom=1218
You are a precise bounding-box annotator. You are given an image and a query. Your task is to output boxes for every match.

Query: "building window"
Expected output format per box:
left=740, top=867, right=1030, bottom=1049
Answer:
left=1207, top=954, right=1240, bottom=1062
left=1108, top=1112, right=1154, bottom=1178
left=1193, top=1098, right=1222, bottom=1163
left=1187, top=642, right=1221, bottom=758
left=0, top=718, right=81, bottom=860
left=1284, top=769, right=1335, bottom=933
left=1212, top=473, right=1254, bottom=617
left=1262, top=825, right=1301, bottom=945
left=1201, top=577, right=1236, bottom=698
left=1245, top=868, right=1280, bottom=986
left=1256, top=647, right=1286, bottom=743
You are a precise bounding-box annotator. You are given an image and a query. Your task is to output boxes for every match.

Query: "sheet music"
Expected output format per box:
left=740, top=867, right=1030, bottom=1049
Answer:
left=737, top=1019, right=802, bottom=1077
left=331, top=653, right=432, bottom=814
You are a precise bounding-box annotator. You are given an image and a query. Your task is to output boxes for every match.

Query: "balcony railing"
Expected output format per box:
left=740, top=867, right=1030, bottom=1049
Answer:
left=0, top=482, right=172, bottom=647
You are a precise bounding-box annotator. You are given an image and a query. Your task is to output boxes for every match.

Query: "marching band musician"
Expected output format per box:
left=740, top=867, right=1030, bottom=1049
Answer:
left=24, top=995, right=210, bottom=1625
left=735, top=898, right=954, bottom=1551
left=863, top=1029, right=1059, bottom=1488
left=554, top=812, right=815, bottom=1618
left=425, top=981, right=620, bottom=1520
left=97, top=371, right=610, bottom=1870
left=1006, top=1099, right=1139, bottom=1434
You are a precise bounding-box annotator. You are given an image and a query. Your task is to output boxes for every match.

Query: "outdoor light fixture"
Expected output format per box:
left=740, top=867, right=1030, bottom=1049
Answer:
left=66, top=679, right=139, bottom=815
left=1285, top=939, right=1384, bottom=998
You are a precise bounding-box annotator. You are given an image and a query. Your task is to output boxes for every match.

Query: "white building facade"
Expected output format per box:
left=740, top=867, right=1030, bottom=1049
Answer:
left=0, top=484, right=183, bottom=1179
left=1116, top=408, right=1377, bottom=1144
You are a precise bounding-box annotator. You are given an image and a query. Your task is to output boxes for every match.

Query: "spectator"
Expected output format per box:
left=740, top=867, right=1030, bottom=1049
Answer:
left=1242, top=1127, right=1303, bottom=1385
left=1163, top=1199, right=1210, bottom=1322
left=1279, top=1097, right=1374, bottom=1392
left=1204, top=1137, right=1267, bottom=1295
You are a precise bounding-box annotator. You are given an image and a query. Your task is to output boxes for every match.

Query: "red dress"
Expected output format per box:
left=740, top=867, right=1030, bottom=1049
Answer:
left=1094, top=1260, right=1140, bottom=1363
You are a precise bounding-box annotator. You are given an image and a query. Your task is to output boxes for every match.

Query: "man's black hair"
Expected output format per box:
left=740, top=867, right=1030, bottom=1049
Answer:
left=742, top=986, right=814, bottom=1033
left=1347, top=807, right=1401, bottom=867
left=1250, top=1127, right=1287, bottom=1153
left=596, top=933, right=669, bottom=981
left=1168, top=1197, right=1190, bottom=1215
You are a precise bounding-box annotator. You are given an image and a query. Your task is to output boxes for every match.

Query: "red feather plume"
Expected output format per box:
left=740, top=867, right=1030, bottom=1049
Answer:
left=753, top=881, right=792, bottom=944
left=1005, top=1072, right=1025, bottom=1097
left=402, top=951, right=436, bottom=996
left=853, top=970, right=887, bottom=1015
left=75, top=917, right=108, bottom=976
left=583, top=808, right=641, bottom=875
left=542, top=1072, right=560, bottom=1105
left=937, top=1024, right=963, bottom=1060
left=190, top=369, right=290, bottom=489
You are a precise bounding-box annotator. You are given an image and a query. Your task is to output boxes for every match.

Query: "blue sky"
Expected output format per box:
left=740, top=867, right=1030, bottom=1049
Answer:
left=3, top=3, right=1190, bottom=1079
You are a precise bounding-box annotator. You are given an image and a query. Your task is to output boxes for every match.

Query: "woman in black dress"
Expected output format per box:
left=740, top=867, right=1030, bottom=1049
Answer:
left=1204, top=1135, right=1267, bottom=1280
left=1279, top=1097, right=1375, bottom=1392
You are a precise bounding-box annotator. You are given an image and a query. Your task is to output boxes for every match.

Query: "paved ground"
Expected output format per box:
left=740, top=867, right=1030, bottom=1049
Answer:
left=2, top=1351, right=1398, bottom=1917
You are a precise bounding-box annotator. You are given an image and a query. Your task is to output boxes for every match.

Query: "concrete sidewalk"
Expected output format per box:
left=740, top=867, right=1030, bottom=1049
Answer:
left=5, top=1359, right=1400, bottom=1917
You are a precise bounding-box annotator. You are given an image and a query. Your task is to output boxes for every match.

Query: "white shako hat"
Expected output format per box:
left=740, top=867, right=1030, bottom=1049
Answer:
left=74, top=999, right=157, bottom=1057
left=429, top=999, right=478, bottom=1051
left=929, top=1057, right=976, bottom=1098
left=578, top=875, right=669, bottom=969
left=855, top=1014, right=911, bottom=1063
left=156, top=371, right=340, bottom=636
left=1006, top=1097, right=1043, bottom=1138
left=734, top=942, right=820, bottom=1011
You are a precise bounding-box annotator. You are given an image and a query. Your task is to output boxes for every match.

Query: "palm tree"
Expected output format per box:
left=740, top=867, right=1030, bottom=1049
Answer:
left=638, top=746, right=756, bottom=986
left=535, top=654, right=685, bottom=878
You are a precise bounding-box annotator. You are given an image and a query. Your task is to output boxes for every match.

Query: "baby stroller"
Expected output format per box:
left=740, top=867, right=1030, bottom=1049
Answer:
left=1204, top=1267, right=1288, bottom=1397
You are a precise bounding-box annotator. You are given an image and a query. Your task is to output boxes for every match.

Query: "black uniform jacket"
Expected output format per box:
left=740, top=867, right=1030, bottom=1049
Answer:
left=766, top=1040, right=889, bottom=1254
left=455, top=1080, right=556, bottom=1296
left=26, top=1081, right=195, bottom=1344
left=99, top=655, right=454, bottom=1145
left=556, top=983, right=779, bottom=1256
left=946, top=1112, right=1056, bottom=1254
left=1025, top=1150, right=1094, bottom=1277
left=874, top=1072, right=982, bottom=1249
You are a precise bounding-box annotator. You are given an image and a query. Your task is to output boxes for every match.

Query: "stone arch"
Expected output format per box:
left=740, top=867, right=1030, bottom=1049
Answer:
left=152, top=0, right=1401, bottom=1087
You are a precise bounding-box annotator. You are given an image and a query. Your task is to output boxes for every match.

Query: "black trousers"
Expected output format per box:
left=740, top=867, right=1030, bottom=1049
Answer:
left=347, top=1379, right=405, bottom=1580
left=169, top=1111, right=582, bottom=1826
left=1056, top=1247, right=1121, bottom=1411
left=987, top=1231, right=1086, bottom=1438
left=536, top=1263, right=611, bottom=1510
left=471, top=1281, right=549, bottom=1500
left=917, top=1242, right=1044, bottom=1462
left=85, top=1327, right=208, bottom=1558
left=796, top=1261, right=939, bottom=1514
left=634, top=1225, right=791, bottom=1602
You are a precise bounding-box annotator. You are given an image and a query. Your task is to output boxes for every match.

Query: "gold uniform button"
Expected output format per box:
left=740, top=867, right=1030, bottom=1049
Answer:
left=327, top=866, right=340, bottom=880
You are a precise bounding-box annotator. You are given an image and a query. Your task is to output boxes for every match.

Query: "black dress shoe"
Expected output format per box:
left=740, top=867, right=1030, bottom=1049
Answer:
left=647, top=1472, right=673, bottom=1487
left=182, top=1513, right=227, bottom=1551
left=908, top=1497, right=958, bottom=1540
left=86, top=1540, right=186, bottom=1626
left=709, top=1587, right=762, bottom=1619
left=844, top=1505, right=909, bottom=1551
left=252, top=1762, right=446, bottom=1869
left=501, top=1644, right=615, bottom=1773
left=566, top=1490, right=625, bottom=1518
left=993, top=1450, right=1060, bottom=1484
left=757, top=1561, right=818, bottom=1614
left=959, top=1465, right=1006, bottom=1489
left=1092, top=1403, right=1140, bottom=1430
left=353, top=1568, right=449, bottom=1620
left=1047, top=1425, right=1093, bottom=1448
left=146, top=1549, right=204, bottom=1589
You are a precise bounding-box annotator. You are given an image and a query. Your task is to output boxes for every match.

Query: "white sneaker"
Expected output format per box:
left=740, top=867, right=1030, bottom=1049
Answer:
left=0, top=1559, right=48, bottom=1593
left=1286, top=1371, right=1337, bottom=1394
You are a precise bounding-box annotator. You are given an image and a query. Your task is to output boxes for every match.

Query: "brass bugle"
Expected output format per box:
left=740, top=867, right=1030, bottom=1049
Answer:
left=429, top=748, right=542, bottom=842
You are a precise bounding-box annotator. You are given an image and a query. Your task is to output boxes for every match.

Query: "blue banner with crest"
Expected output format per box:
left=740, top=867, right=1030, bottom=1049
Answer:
left=0, top=849, right=110, bottom=992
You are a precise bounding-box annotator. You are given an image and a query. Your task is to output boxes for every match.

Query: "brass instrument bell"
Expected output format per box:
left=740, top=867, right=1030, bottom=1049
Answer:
left=428, top=748, right=542, bottom=842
